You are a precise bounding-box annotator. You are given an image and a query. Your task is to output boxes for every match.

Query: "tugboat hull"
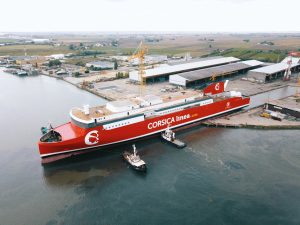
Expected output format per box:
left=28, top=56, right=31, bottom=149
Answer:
left=123, top=151, right=147, bottom=172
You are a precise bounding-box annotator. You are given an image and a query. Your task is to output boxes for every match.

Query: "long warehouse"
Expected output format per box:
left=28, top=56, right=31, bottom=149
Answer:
left=169, top=60, right=264, bottom=87
left=248, top=58, right=300, bottom=82
left=129, top=57, right=240, bottom=83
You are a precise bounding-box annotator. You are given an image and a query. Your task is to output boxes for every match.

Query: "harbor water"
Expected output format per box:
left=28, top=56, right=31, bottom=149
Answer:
left=0, top=69, right=300, bottom=225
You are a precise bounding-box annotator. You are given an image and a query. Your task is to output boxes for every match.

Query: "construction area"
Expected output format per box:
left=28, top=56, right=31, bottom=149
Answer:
left=78, top=46, right=300, bottom=102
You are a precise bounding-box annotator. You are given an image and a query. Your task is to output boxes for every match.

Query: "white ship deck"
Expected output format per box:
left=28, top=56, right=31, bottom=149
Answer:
left=71, top=90, right=205, bottom=123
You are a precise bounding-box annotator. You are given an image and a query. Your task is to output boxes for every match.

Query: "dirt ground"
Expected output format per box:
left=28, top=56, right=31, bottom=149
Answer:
left=92, top=79, right=184, bottom=100
left=64, top=71, right=117, bottom=85
left=225, top=78, right=291, bottom=96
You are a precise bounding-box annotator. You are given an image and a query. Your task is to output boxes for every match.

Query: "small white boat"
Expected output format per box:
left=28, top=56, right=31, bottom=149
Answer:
left=17, top=70, right=28, bottom=76
left=161, top=127, right=186, bottom=148
left=123, top=144, right=147, bottom=172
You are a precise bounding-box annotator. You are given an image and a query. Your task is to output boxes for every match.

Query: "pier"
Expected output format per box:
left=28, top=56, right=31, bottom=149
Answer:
left=203, top=96, right=300, bottom=129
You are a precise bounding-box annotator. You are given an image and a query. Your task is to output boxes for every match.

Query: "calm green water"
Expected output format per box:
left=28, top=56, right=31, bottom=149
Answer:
left=0, top=69, right=300, bottom=225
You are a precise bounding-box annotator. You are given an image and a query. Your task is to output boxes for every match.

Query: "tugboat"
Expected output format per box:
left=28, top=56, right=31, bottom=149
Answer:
left=123, top=144, right=147, bottom=172
left=161, top=126, right=186, bottom=148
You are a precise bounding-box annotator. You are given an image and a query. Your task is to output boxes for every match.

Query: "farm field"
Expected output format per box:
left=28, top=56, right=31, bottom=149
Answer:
left=1, top=33, right=300, bottom=62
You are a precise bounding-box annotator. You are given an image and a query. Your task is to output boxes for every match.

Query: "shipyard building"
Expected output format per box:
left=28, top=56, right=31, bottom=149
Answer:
left=248, top=57, right=300, bottom=82
left=129, top=57, right=240, bottom=83
left=169, top=60, right=263, bottom=87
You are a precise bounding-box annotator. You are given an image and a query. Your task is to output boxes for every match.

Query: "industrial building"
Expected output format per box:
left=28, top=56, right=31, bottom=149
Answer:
left=131, top=55, right=168, bottom=65
left=248, top=57, right=300, bottom=82
left=86, top=61, right=115, bottom=70
left=129, top=57, right=240, bottom=83
left=169, top=60, right=264, bottom=87
left=168, top=56, right=221, bottom=66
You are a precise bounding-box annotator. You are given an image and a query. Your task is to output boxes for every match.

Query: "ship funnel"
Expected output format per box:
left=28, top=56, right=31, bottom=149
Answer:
left=203, top=81, right=225, bottom=95
left=83, top=104, right=90, bottom=115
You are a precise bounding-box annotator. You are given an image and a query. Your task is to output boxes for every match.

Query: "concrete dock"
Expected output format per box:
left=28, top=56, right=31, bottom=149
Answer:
left=63, top=75, right=297, bottom=103
left=203, top=96, right=300, bottom=129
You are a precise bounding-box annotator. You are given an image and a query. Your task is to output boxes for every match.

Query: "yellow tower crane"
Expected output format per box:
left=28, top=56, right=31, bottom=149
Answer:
left=128, top=41, right=148, bottom=96
left=210, top=73, right=216, bottom=81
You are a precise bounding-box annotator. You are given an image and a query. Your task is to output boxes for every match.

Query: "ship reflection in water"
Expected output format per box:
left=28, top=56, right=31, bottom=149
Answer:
left=1, top=69, right=300, bottom=225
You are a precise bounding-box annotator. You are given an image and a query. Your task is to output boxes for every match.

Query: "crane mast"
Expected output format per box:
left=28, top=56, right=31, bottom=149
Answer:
left=128, top=41, right=148, bottom=96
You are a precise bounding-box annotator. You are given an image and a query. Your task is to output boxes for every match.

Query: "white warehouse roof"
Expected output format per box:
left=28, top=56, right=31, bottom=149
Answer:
left=86, top=61, right=114, bottom=68
left=169, top=60, right=264, bottom=86
left=129, top=57, right=240, bottom=81
left=250, top=62, right=299, bottom=75
left=242, top=60, right=265, bottom=67
left=281, top=57, right=300, bottom=64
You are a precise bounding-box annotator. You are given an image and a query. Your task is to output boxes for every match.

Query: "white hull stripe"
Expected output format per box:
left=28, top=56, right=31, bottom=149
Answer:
left=41, top=104, right=249, bottom=157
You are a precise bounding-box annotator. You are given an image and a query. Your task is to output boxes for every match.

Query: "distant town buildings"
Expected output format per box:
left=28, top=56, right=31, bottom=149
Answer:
left=86, top=61, right=115, bottom=70
left=32, top=39, right=51, bottom=44
left=11, top=56, right=47, bottom=67
left=130, top=55, right=168, bottom=65
left=47, top=54, right=65, bottom=60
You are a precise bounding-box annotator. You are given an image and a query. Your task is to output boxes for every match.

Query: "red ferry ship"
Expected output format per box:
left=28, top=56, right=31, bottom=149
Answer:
left=38, top=81, right=250, bottom=162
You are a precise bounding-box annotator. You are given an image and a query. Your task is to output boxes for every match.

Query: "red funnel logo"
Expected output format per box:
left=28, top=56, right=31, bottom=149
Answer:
left=204, top=81, right=225, bottom=95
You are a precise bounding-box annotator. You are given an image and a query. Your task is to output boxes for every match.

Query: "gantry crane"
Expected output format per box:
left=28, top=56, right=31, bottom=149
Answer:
left=287, top=52, right=300, bottom=97
left=128, top=41, right=148, bottom=96
left=283, top=56, right=292, bottom=81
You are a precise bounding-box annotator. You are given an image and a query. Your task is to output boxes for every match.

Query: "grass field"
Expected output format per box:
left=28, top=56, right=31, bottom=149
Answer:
left=0, top=44, right=74, bottom=56
left=0, top=39, right=20, bottom=44
left=1, top=33, right=300, bottom=61
left=207, top=48, right=288, bottom=62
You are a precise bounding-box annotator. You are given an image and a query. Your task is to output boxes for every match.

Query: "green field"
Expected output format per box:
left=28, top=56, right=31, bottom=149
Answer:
left=1, top=33, right=300, bottom=62
left=0, top=44, right=74, bottom=56
left=206, top=48, right=289, bottom=63
left=0, top=39, right=20, bottom=44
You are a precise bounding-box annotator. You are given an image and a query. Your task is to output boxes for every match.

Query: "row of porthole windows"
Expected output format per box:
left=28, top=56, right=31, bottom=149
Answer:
left=160, top=101, right=211, bottom=115
left=159, top=107, right=181, bottom=115
left=158, top=101, right=204, bottom=115
left=201, top=102, right=210, bottom=106
left=106, top=121, right=131, bottom=129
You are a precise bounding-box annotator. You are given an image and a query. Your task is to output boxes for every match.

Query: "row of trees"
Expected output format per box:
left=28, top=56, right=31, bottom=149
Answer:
left=48, top=59, right=61, bottom=67
left=116, top=72, right=129, bottom=79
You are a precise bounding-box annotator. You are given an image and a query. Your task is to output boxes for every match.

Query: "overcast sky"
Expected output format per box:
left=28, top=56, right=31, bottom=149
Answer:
left=1, top=0, right=299, bottom=32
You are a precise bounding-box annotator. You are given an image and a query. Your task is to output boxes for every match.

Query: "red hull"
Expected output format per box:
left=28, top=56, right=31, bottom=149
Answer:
left=38, top=96, right=250, bottom=158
